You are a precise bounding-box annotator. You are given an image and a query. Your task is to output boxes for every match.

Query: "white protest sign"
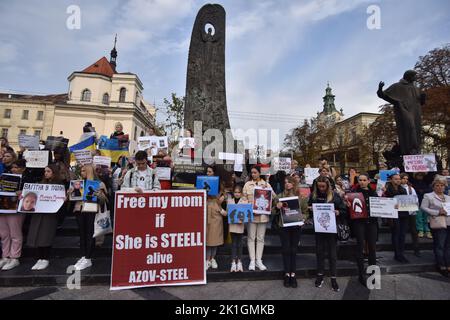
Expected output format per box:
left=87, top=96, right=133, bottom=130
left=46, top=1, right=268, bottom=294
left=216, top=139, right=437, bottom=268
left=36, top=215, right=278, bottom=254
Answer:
left=155, top=167, right=171, bottom=181
left=137, top=136, right=152, bottom=151
left=312, top=203, right=337, bottom=233
left=93, top=156, right=111, bottom=168
left=73, top=150, right=93, bottom=165
left=369, top=197, right=398, bottom=218
left=273, top=157, right=291, bottom=174
left=18, top=135, right=40, bottom=150
left=305, top=168, right=320, bottom=185
left=18, top=183, right=66, bottom=213
left=24, top=151, right=49, bottom=168
left=403, top=154, right=437, bottom=172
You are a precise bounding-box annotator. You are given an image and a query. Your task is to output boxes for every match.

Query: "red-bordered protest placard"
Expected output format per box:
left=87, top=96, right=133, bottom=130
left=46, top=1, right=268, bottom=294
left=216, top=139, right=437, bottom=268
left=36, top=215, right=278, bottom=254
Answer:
left=110, top=190, right=206, bottom=290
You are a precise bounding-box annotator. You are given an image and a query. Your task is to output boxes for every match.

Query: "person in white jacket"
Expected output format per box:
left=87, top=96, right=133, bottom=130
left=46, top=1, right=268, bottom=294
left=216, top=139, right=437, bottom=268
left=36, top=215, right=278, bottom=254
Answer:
left=420, top=176, right=450, bottom=277
left=121, top=151, right=161, bottom=192
left=400, top=173, right=420, bottom=257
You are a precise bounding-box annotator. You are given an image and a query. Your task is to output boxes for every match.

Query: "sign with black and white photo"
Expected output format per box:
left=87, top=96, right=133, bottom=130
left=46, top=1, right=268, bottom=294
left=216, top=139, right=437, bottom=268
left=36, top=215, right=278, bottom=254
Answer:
left=279, top=196, right=304, bottom=227
left=45, top=136, right=69, bottom=151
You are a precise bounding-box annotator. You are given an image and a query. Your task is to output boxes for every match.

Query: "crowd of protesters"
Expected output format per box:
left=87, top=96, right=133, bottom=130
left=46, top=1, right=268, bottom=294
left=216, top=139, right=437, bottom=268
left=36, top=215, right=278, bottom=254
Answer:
left=0, top=127, right=449, bottom=293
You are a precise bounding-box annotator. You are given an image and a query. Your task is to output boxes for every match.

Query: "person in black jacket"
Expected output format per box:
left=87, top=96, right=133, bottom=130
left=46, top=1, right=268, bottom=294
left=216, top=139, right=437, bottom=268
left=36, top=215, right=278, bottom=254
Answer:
left=346, top=173, right=379, bottom=287
left=385, top=174, right=409, bottom=263
left=309, top=176, right=347, bottom=292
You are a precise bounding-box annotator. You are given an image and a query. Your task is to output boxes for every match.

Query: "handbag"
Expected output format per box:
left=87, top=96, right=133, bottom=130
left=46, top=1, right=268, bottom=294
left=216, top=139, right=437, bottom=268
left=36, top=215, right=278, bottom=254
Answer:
left=429, top=215, right=447, bottom=229
left=93, top=204, right=113, bottom=238
left=81, top=202, right=99, bottom=213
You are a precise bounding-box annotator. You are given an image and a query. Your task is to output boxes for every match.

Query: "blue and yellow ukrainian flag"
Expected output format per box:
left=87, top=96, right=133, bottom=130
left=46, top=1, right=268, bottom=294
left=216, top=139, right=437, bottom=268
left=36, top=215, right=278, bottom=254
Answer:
left=97, top=135, right=129, bottom=163
left=69, top=135, right=96, bottom=162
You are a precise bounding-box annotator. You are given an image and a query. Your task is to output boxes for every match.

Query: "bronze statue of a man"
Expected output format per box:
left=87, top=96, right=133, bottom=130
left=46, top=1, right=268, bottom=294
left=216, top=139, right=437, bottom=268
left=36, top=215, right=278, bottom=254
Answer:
left=377, top=70, right=426, bottom=155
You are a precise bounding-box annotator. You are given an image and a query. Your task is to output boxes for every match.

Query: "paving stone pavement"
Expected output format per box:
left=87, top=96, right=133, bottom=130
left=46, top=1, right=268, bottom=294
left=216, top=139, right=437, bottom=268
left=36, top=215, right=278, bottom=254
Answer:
left=0, top=273, right=449, bottom=300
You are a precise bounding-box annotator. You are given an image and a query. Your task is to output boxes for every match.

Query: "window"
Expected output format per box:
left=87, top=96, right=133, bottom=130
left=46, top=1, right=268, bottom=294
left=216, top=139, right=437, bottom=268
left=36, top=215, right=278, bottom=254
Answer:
left=19, top=129, right=27, bottom=135
left=102, top=93, right=110, bottom=105
left=3, top=109, right=11, bottom=119
left=37, top=111, right=44, bottom=121
left=1, top=129, right=8, bottom=138
left=34, top=130, right=41, bottom=138
left=135, top=91, right=140, bottom=104
left=81, top=89, right=91, bottom=102
left=22, top=110, right=29, bottom=120
left=119, top=88, right=126, bottom=102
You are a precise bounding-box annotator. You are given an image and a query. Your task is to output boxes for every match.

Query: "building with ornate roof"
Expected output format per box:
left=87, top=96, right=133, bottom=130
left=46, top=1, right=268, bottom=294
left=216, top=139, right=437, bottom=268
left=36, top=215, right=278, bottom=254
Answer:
left=0, top=36, right=156, bottom=151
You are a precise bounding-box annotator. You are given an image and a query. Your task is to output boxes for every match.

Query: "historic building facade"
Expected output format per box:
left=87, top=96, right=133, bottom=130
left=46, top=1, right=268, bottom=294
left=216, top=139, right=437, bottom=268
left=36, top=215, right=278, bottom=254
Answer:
left=0, top=39, right=156, bottom=150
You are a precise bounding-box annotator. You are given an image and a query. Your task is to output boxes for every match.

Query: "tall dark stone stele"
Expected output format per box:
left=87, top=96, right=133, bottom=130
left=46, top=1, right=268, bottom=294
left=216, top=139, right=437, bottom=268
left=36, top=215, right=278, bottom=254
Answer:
left=184, top=4, right=230, bottom=135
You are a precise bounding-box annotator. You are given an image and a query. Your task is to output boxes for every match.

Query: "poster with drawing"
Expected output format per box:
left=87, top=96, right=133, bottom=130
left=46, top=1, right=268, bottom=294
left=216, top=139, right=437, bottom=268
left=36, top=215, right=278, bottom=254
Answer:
left=227, top=204, right=254, bottom=224
left=305, top=168, right=320, bottom=185
left=403, top=154, right=437, bottom=172
left=346, top=193, right=368, bottom=220
left=83, top=180, right=100, bottom=202
left=252, top=187, right=272, bottom=215
left=312, top=203, right=337, bottom=234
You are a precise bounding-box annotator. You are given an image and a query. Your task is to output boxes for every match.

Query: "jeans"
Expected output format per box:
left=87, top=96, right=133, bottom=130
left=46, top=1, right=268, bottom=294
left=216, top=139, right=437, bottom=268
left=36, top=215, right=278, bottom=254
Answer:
left=278, top=226, right=301, bottom=274
left=76, top=212, right=96, bottom=259
left=315, top=233, right=337, bottom=277
left=416, top=210, right=430, bottom=233
left=230, top=233, right=243, bottom=261
left=352, top=220, right=377, bottom=275
left=408, top=215, right=419, bottom=252
left=431, top=227, right=450, bottom=268
left=247, top=223, right=267, bottom=261
left=391, top=216, right=409, bottom=259
left=206, top=246, right=218, bottom=259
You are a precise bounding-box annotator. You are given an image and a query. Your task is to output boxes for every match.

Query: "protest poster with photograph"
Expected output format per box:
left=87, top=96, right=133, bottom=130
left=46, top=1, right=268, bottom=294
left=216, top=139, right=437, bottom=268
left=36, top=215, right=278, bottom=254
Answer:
left=395, top=195, right=419, bottom=211
left=312, top=203, right=337, bottom=233
left=179, top=137, right=195, bottom=149
left=155, top=167, right=171, bottom=181
left=369, top=197, right=398, bottom=219
left=0, top=192, right=19, bottom=214
left=227, top=204, right=254, bottom=224
left=18, top=183, right=66, bottom=213
left=0, top=174, right=22, bottom=192
left=45, top=136, right=69, bottom=151
left=279, top=196, right=304, bottom=227
left=347, top=193, right=368, bottom=220
left=252, top=187, right=272, bottom=215
left=73, top=150, right=93, bottom=165
left=196, top=176, right=219, bottom=197
left=93, top=156, right=112, bottom=168
left=272, top=157, right=292, bottom=174
left=69, top=180, right=84, bottom=201
left=83, top=180, right=100, bottom=202
left=138, top=136, right=152, bottom=151
left=111, top=190, right=206, bottom=290
left=172, top=164, right=205, bottom=189
left=24, top=150, right=49, bottom=168
left=305, top=168, right=320, bottom=185
left=403, top=154, right=437, bottom=173
left=18, top=134, right=40, bottom=150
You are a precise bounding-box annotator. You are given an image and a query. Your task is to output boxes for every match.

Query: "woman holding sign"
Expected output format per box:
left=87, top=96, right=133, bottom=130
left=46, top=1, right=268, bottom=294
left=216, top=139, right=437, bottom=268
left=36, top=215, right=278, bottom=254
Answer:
left=346, top=173, right=379, bottom=287
left=385, top=174, right=410, bottom=263
left=70, top=164, right=108, bottom=271
left=273, top=176, right=308, bottom=288
left=243, top=166, right=275, bottom=271
left=309, top=176, right=347, bottom=292
left=27, top=164, right=65, bottom=271
left=421, top=176, right=450, bottom=277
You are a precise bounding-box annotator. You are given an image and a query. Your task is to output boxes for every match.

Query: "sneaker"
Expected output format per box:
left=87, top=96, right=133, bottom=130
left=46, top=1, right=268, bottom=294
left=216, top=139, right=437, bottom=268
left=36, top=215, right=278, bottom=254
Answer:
left=205, top=260, right=211, bottom=271
left=35, top=259, right=49, bottom=271
left=0, top=258, right=9, bottom=269
left=315, top=275, right=324, bottom=288
left=283, top=275, right=290, bottom=288
left=248, top=260, right=256, bottom=271
left=426, top=232, right=433, bottom=239
left=418, top=231, right=424, bottom=238
left=210, top=258, right=218, bottom=269
left=74, top=258, right=92, bottom=271
left=74, top=257, right=86, bottom=268
left=331, top=278, right=340, bottom=292
left=2, top=258, right=20, bottom=271
left=255, top=260, right=267, bottom=271
left=290, top=276, right=298, bottom=288
left=31, top=260, right=42, bottom=271
left=236, top=261, right=243, bottom=272
left=230, top=262, right=237, bottom=273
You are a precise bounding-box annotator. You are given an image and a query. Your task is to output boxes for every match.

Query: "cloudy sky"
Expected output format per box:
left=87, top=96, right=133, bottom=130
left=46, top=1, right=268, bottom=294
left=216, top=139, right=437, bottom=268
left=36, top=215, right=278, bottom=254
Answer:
left=0, top=0, right=449, bottom=148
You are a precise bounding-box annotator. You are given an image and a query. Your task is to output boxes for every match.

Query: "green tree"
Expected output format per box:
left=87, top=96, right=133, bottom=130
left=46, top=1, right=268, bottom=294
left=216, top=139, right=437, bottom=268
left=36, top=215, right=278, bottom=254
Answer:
left=163, top=93, right=185, bottom=140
